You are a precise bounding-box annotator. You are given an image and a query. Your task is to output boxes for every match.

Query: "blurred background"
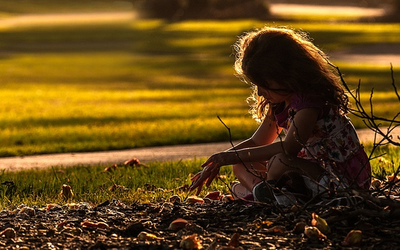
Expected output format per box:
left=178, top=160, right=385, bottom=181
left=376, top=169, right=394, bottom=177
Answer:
left=0, top=0, right=399, bottom=157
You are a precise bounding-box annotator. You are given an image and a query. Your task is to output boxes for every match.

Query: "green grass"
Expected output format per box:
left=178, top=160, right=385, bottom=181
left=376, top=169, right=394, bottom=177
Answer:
left=0, top=159, right=237, bottom=209
left=0, top=17, right=399, bottom=157
left=0, top=0, right=131, bottom=15
left=1, top=143, right=399, bottom=210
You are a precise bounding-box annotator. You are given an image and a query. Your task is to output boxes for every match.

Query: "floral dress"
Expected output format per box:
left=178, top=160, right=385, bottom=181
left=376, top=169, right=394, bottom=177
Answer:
left=274, top=93, right=371, bottom=190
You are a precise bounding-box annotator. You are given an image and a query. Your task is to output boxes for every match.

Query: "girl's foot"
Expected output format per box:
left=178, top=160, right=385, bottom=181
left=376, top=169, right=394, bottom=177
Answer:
left=231, top=182, right=252, bottom=200
left=252, top=181, right=275, bottom=203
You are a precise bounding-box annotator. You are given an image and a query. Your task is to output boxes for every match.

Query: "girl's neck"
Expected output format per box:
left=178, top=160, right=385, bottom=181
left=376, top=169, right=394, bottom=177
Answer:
left=284, top=94, right=293, bottom=107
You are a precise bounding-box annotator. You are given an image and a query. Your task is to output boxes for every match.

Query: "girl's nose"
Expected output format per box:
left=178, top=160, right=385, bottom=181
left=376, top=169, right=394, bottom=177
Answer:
left=257, top=87, right=266, bottom=97
left=257, top=88, right=263, bottom=96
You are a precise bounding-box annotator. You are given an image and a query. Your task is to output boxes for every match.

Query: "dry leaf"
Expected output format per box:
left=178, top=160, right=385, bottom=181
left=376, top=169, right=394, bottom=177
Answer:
left=169, top=195, right=182, bottom=203
left=204, top=191, right=222, bottom=200
left=0, top=228, right=16, bottom=238
left=168, top=218, right=189, bottom=231
left=109, top=184, right=128, bottom=192
left=371, top=178, right=382, bottom=189
left=180, top=234, right=202, bottom=250
left=46, top=203, right=61, bottom=211
left=104, top=164, right=118, bottom=172
left=292, top=222, right=307, bottom=234
left=311, top=213, right=331, bottom=234
left=19, top=206, right=35, bottom=216
left=60, top=184, right=74, bottom=200
left=124, top=157, right=147, bottom=167
left=304, top=226, right=327, bottom=240
left=137, top=231, right=163, bottom=241
left=387, top=173, right=399, bottom=183
left=81, top=221, right=109, bottom=229
left=265, top=225, right=286, bottom=234
left=186, top=196, right=204, bottom=204
left=67, top=203, right=80, bottom=210
left=228, top=233, right=240, bottom=247
left=221, top=194, right=234, bottom=202
left=253, top=219, right=273, bottom=229
left=342, top=230, right=362, bottom=246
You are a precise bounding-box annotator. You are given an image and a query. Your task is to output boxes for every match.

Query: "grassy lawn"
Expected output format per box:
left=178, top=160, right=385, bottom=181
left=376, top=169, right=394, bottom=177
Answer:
left=0, top=18, right=399, bottom=157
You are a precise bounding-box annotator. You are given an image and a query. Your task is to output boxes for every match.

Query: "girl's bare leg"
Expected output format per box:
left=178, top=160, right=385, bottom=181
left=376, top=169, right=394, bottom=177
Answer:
left=267, top=153, right=324, bottom=181
left=232, top=153, right=324, bottom=198
left=232, top=162, right=267, bottom=191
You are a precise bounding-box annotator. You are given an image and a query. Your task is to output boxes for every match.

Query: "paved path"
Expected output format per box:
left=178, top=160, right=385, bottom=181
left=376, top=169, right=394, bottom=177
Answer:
left=1, top=128, right=399, bottom=171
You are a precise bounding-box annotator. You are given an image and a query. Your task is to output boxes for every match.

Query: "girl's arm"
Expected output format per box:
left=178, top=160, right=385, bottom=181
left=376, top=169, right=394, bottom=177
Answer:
left=234, top=107, right=320, bottom=162
left=190, top=108, right=319, bottom=194
left=226, top=115, right=282, bottom=152
left=190, top=115, right=281, bottom=194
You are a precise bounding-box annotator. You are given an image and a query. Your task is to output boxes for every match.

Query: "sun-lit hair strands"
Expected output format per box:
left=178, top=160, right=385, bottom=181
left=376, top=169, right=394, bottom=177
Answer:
left=246, top=85, right=274, bottom=123
left=234, top=26, right=349, bottom=122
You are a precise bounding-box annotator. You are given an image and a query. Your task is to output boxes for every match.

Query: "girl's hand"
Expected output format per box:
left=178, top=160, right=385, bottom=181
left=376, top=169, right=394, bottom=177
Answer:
left=189, top=152, right=234, bottom=195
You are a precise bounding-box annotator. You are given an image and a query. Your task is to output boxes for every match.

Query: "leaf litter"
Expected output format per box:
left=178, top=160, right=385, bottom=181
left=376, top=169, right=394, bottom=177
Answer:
left=1, top=180, right=400, bottom=250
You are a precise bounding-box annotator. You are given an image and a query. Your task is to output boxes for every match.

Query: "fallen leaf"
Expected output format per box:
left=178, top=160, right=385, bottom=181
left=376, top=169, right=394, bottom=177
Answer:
left=304, top=226, right=327, bottom=240
left=0, top=228, right=16, bottom=238
left=168, top=218, right=189, bottom=231
left=19, top=206, right=35, bottom=216
left=124, top=157, right=147, bottom=167
left=169, top=195, right=182, bottom=203
left=104, top=164, right=118, bottom=172
left=180, top=234, right=202, bottom=250
left=311, top=213, right=331, bottom=234
left=186, top=196, right=204, bottom=204
left=342, top=230, right=362, bottom=246
left=137, top=231, right=163, bottom=241
left=109, top=184, right=128, bottom=192
left=67, top=203, right=80, bottom=210
left=265, top=225, right=286, bottom=234
left=60, top=184, right=74, bottom=201
left=221, top=194, right=234, bottom=202
left=292, top=222, right=307, bottom=234
left=81, top=221, right=109, bottom=229
left=46, top=203, right=61, bottom=211
left=387, top=173, right=399, bottom=183
left=228, top=233, right=240, bottom=247
left=204, top=191, right=222, bottom=200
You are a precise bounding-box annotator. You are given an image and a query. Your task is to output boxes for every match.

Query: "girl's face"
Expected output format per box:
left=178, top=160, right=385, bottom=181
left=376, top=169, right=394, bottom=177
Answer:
left=257, top=82, right=292, bottom=104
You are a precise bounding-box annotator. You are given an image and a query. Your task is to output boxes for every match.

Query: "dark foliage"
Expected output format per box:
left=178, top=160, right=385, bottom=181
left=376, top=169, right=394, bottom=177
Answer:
left=136, top=0, right=271, bottom=20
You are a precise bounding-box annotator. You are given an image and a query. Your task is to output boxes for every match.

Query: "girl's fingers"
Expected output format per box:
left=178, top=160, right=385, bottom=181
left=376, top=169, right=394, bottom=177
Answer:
left=190, top=171, right=208, bottom=191
left=201, top=160, right=212, bottom=168
left=190, top=171, right=201, bottom=181
left=206, top=167, right=220, bottom=187
left=190, top=162, right=220, bottom=193
left=195, top=181, right=206, bottom=196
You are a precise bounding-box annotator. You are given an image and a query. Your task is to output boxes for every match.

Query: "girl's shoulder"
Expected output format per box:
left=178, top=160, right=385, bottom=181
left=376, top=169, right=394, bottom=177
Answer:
left=289, top=93, right=330, bottom=119
left=290, top=93, right=325, bottom=109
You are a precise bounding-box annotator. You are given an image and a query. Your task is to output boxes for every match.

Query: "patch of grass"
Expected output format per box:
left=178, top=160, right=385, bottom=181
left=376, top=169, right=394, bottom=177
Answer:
left=0, top=0, right=131, bottom=14
left=0, top=159, right=236, bottom=209
left=0, top=143, right=398, bottom=209
left=365, top=144, right=400, bottom=180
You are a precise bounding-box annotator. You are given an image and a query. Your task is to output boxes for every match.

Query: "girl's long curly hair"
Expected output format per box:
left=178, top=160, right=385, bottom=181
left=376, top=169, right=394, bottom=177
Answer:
left=234, top=26, right=348, bottom=122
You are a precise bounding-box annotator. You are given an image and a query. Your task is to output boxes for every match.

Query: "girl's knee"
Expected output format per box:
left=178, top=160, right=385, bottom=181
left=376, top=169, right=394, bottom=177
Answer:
left=268, top=153, right=323, bottom=181
left=267, top=153, right=296, bottom=180
left=232, top=163, right=242, bottom=176
left=268, top=153, right=292, bottom=169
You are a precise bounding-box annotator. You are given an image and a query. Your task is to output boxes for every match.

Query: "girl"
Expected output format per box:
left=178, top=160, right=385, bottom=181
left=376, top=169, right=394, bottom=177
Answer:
left=190, top=26, right=371, bottom=204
